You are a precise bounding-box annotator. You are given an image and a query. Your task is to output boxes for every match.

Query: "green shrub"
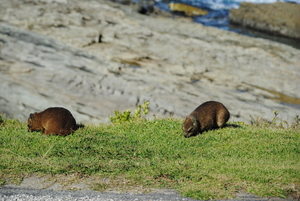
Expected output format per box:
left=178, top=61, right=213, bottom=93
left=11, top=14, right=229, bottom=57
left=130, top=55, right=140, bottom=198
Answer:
left=110, top=101, right=149, bottom=124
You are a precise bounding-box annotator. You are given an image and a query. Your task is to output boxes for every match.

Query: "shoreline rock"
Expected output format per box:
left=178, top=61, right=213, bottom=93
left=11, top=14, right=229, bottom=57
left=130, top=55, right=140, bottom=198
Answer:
left=168, top=3, right=208, bottom=16
left=0, top=0, right=300, bottom=125
left=229, top=2, right=300, bottom=39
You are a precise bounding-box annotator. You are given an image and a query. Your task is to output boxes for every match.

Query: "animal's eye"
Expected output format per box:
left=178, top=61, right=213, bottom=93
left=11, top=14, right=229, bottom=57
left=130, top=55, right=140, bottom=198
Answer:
left=188, top=128, right=192, bottom=132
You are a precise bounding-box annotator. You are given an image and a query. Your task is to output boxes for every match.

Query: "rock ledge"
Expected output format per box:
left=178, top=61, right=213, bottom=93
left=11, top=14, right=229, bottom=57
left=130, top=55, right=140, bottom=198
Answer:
left=229, top=2, right=300, bottom=39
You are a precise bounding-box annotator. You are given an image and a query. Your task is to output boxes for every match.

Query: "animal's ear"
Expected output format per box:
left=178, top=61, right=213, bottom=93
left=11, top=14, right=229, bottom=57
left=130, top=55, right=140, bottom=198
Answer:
left=191, top=116, right=197, bottom=127
left=29, top=113, right=34, bottom=119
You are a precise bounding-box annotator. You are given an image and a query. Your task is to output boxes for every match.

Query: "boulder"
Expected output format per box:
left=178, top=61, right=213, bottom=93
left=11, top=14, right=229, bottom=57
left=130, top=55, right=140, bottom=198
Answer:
left=229, top=2, right=300, bottom=39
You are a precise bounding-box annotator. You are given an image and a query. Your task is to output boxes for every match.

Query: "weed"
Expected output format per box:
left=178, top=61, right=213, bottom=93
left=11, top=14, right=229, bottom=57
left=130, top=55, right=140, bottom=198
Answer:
left=250, top=111, right=300, bottom=129
left=291, top=114, right=300, bottom=129
left=110, top=101, right=149, bottom=124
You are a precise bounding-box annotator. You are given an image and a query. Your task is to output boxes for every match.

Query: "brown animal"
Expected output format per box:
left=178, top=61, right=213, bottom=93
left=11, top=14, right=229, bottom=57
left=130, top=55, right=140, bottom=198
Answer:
left=183, top=101, right=230, bottom=138
left=28, top=107, right=77, bottom=136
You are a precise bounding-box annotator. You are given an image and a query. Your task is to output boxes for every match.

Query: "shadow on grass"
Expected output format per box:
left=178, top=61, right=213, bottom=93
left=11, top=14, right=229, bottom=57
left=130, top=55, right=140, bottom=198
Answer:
left=76, top=123, right=85, bottom=130
left=225, top=123, right=242, bottom=129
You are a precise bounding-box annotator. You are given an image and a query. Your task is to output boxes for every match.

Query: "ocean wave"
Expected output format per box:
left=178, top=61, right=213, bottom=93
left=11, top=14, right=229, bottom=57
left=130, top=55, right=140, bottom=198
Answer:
left=155, top=0, right=300, bottom=10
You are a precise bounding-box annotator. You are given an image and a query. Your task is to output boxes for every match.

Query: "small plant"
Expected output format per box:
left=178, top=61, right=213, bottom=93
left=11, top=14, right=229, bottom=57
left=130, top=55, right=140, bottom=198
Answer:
left=249, top=115, right=271, bottom=127
left=271, top=110, right=279, bottom=126
left=250, top=111, right=300, bottom=129
left=110, top=101, right=150, bottom=124
left=290, top=114, right=300, bottom=129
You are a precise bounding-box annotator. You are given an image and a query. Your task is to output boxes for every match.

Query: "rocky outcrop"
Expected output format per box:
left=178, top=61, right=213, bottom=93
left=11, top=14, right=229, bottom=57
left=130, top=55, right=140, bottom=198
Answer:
left=229, top=2, right=300, bottom=39
left=169, top=3, right=208, bottom=16
left=1, top=0, right=300, bottom=124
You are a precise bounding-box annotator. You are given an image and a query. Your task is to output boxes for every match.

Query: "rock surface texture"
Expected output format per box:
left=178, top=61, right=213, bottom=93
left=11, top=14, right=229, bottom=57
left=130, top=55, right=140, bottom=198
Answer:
left=229, top=2, right=300, bottom=39
left=0, top=0, right=300, bottom=124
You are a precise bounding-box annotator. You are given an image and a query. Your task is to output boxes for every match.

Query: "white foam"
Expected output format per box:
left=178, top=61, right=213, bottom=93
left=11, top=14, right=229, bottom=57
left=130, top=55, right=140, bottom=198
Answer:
left=177, top=0, right=300, bottom=10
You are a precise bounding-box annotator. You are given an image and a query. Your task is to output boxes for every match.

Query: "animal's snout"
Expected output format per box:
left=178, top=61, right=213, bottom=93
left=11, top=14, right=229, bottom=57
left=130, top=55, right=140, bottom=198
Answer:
left=27, top=125, right=31, bottom=132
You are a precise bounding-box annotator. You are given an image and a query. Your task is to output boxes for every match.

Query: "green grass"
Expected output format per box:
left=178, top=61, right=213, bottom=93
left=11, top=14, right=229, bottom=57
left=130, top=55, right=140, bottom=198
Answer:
left=0, top=118, right=299, bottom=200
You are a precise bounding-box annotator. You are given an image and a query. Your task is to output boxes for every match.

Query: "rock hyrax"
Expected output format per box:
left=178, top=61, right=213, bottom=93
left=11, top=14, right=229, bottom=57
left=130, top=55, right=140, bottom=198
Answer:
left=183, top=101, right=230, bottom=138
left=28, top=107, right=77, bottom=136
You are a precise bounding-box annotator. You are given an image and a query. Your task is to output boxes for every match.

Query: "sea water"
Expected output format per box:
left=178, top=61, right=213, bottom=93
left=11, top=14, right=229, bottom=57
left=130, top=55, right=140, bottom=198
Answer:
left=154, top=0, right=300, bottom=28
left=150, top=0, right=300, bottom=48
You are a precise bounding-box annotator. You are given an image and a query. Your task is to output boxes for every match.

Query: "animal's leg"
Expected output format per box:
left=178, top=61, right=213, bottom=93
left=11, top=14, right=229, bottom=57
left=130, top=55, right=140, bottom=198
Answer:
left=42, top=128, right=50, bottom=135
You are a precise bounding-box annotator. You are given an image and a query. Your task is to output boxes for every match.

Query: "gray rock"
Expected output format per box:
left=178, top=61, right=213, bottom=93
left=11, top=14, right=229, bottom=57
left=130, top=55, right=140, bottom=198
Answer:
left=1, top=174, right=297, bottom=201
left=0, top=186, right=199, bottom=201
left=0, top=0, right=300, bottom=125
left=229, top=2, right=300, bottom=39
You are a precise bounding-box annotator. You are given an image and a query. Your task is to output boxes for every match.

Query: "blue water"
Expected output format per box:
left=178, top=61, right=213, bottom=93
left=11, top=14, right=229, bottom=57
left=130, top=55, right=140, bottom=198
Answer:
left=155, top=0, right=300, bottom=29
left=152, top=0, right=300, bottom=48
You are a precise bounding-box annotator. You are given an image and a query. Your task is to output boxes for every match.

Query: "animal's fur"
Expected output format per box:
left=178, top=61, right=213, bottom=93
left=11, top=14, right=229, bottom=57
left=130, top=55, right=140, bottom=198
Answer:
left=28, top=107, right=77, bottom=136
left=183, top=101, right=230, bottom=138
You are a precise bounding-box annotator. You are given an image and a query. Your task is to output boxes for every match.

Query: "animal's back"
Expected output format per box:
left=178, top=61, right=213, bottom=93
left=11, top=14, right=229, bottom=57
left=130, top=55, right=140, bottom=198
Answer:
left=40, top=107, right=74, bottom=122
left=183, top=101, right=230, bottom=137
left=193, top=101, right=230, bottom=131
left=42, top=107, right=77, bottom=135
left=29, top=107, right=77, bottom=136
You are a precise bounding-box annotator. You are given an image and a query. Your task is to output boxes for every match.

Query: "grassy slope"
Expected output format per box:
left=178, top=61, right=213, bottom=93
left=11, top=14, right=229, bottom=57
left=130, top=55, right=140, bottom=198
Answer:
left=0, top=118, right=299, bottom=200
